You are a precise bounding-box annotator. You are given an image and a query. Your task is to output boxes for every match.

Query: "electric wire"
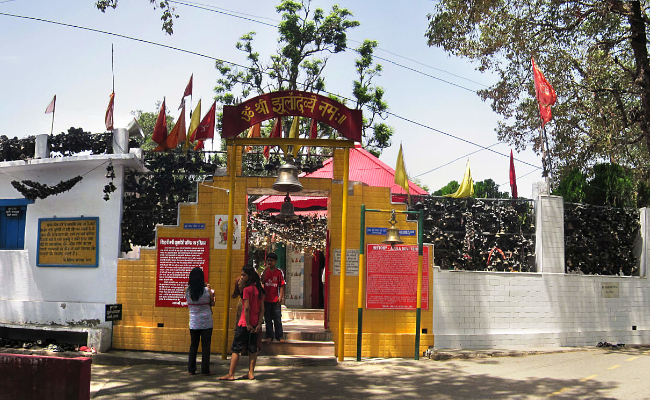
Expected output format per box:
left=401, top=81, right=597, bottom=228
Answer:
left=414, top=142, right=501, bottom=177
left=0, top=11, right=542, bottom=171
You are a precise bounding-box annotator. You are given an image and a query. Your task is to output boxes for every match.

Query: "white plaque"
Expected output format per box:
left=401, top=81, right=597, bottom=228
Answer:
left=333, top=249, right=359, bottom=276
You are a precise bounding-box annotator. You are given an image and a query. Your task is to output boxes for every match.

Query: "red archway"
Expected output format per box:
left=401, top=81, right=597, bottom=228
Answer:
left=221, top=90, right=362, bottom=141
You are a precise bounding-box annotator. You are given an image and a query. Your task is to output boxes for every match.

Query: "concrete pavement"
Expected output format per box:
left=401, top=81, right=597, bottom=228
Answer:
left=88, top=346, right=650, bottom=399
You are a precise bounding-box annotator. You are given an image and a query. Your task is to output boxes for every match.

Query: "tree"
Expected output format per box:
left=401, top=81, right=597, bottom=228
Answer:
left=433, top=178, right=510, bottom=198
left=474, top=179, right=509, bottom=199
left=131, top=104, right=174, bottom=150
left=433, top=180, right=459, bottom=196
left=95, top=0, right=178, bottom=35
left=214, top=0, right=394, bottom=156
left=553, top=162, right=639, bottom=207
left=425, top=1, right=650, bottom=186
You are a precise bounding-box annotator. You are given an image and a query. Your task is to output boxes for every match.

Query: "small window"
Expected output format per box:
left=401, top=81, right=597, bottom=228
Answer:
left=0, top=201, right=30, bottom=250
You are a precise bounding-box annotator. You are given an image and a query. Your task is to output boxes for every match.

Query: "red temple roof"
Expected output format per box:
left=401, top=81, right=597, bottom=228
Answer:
left=254, top=144, right=427, bottom=211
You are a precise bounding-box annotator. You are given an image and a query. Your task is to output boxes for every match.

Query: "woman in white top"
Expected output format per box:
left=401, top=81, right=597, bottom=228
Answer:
left=186, top=267, right=215, bottom=375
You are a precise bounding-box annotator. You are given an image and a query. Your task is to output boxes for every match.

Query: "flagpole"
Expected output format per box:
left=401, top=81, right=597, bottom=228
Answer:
left=50, top=111, right=54, bottom=136
left=541, top=124, right=551, bottom=191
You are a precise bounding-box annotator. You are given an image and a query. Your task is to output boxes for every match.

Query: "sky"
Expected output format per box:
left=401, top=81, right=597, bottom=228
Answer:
left=0, top=0, right=545, bottom=197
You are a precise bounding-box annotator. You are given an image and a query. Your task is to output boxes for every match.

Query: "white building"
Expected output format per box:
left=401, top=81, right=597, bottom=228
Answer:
left=0, top=131, right=145, bottom=351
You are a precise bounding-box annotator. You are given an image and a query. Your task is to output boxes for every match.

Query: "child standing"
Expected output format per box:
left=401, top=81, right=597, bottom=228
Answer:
left=220, top=266, right=265, bottom=381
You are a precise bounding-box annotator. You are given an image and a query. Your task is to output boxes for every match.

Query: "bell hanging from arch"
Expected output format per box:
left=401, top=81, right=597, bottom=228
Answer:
left=382, top=209, right=404, bottom=248
left=272, top=160, right=303, bottom=193
left=277, top=194, right=299, bottom=221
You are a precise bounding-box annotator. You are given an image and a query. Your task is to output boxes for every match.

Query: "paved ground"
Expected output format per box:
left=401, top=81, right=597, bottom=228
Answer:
left=88, top=345, right=650, bottom=399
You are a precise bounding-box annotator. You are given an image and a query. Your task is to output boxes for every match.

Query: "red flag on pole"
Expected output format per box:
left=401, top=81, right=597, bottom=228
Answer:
left=309, top=118, right=318, bottom=139
left=532, top=57, right=557, bottom=127
left=193, top=101, right=215, bottom=141
left=509, top=150, right=518, bottom=199
left=152, top=99, right=168, bottom=146
left=105, top=92, right=115, bottom=131
left=179, top=74, right=193, bottom=110
left=45, top=95, right=56, bottom=114
left=263, top=117, right=282, bottom=159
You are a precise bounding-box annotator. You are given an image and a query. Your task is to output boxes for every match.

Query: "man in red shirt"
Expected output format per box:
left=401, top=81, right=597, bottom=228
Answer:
left=261, top=253, right=286, bottom=343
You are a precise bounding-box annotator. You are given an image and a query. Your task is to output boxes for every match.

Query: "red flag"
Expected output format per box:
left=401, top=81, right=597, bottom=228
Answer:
left=152, top=99, right=168, bottom=146
left=532, top=57, right=557, bottom=127
left=263, top=118, right=282, bottom=159
left=162, top=104, right=186, bottom=150
left=509, top=150, right=518, bottom=199
left=105, top=92, right=115, bottom=131
left=194, top=101, right=215, bottom=140
left=45, top=95, right=56, bottom=114
left=309, top=118, right=318, bottom=139
left=178, top=74, right=193, bottom=110
left=244, top=123, right=261, bottom=153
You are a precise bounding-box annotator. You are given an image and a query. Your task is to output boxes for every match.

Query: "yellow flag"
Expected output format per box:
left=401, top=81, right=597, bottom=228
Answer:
left=289, top=116, right=299, bottom=138
left=185, top=99, right=202, bottom=149
left=289, top=116, right=302, bottom=157
left=394, top=143, right=409, bottom=194
left=445, top=160, right=474, bottom=198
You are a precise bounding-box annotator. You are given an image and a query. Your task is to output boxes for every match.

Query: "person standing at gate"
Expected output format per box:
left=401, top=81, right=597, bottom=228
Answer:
left=261, top=253, right=286, bottom=343
left=186, top=267, right=215, bottom=375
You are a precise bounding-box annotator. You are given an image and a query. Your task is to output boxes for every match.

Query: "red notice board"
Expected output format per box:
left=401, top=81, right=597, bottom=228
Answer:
left=366, top=244, right=429, bottom=310
left=156, top=237, right=209, bottom=307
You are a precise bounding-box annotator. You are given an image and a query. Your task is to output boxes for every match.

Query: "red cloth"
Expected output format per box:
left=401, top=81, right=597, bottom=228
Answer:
left=179, top=74, right=193, bottom=110
left=262, top=268, right=285, bottom=303
left=194, top=101, right=215, bottom=140
left=532, top=57, right=557, bottom=127
left=509, top=150, right=518, bottom=198
left=238, top=285, right=260, bottom=327
left=105, top=92, right=114, bottom=131
left=152, top=99, right=168, bottom=146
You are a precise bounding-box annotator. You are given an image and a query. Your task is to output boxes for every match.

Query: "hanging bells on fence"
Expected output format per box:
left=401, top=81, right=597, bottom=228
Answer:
left=272, top=160, right=303, bottom=193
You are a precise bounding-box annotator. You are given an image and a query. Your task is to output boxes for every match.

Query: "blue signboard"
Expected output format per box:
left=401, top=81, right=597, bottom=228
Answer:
left=366, top=227, right=416, bottom=236
left=184, top=223, right=206, bottom=230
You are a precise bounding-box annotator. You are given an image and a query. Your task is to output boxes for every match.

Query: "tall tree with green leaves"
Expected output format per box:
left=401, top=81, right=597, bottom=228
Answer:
left=214, top=0, right=394, bottom=156
left=425, top=1, right=650, bottom=185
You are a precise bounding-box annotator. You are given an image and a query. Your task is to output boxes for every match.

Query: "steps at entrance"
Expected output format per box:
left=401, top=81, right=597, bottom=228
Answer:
left=284, top=309, right=325, bottom=321
left=261, top=340, right=335, bottom=357
left=261, top=308, right=333, bottom=357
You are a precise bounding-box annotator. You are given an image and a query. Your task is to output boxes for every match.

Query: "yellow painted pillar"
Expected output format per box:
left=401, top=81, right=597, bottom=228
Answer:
left=221, top=145, right=237, bottom=359
left=338, top=147, right=349, bottom=361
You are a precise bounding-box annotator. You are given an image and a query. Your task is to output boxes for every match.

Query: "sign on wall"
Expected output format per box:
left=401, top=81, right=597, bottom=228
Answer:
left=214, top=215, right=241, bottom=249
left=105, top=304, right=122, bottom=321
left=332, top=249, right=360, bottom=276
left=601, top=282, right=620, bottom=298
left=366, top=244, right=430, bottom=310
left=156, top=237, right=209, bottom=307
left=37, top=217, right=99, bottom=267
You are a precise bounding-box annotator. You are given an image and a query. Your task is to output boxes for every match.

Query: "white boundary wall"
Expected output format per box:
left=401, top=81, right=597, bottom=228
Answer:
left=0, top=154, right=144, bottom=350
left=432, top=198, right=650, bottom=349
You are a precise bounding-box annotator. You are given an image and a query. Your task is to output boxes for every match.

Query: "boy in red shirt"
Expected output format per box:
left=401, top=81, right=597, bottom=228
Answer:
left=220, top=266, right=265, bottom=381
left=261, top=253, right=286, bottom=343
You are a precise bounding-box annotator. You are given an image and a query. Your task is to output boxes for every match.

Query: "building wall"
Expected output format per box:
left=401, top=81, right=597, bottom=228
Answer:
left=0, top=155, right=137, bottom=335
left=114, top=147, right=433, bottom=357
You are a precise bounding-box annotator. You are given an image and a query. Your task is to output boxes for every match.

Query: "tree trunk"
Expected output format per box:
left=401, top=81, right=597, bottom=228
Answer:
left=626, top=1, right=650, bottom=156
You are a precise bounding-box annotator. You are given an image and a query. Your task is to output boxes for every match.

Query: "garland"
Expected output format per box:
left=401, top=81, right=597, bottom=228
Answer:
left=11, top=176, right=84, bottom=201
